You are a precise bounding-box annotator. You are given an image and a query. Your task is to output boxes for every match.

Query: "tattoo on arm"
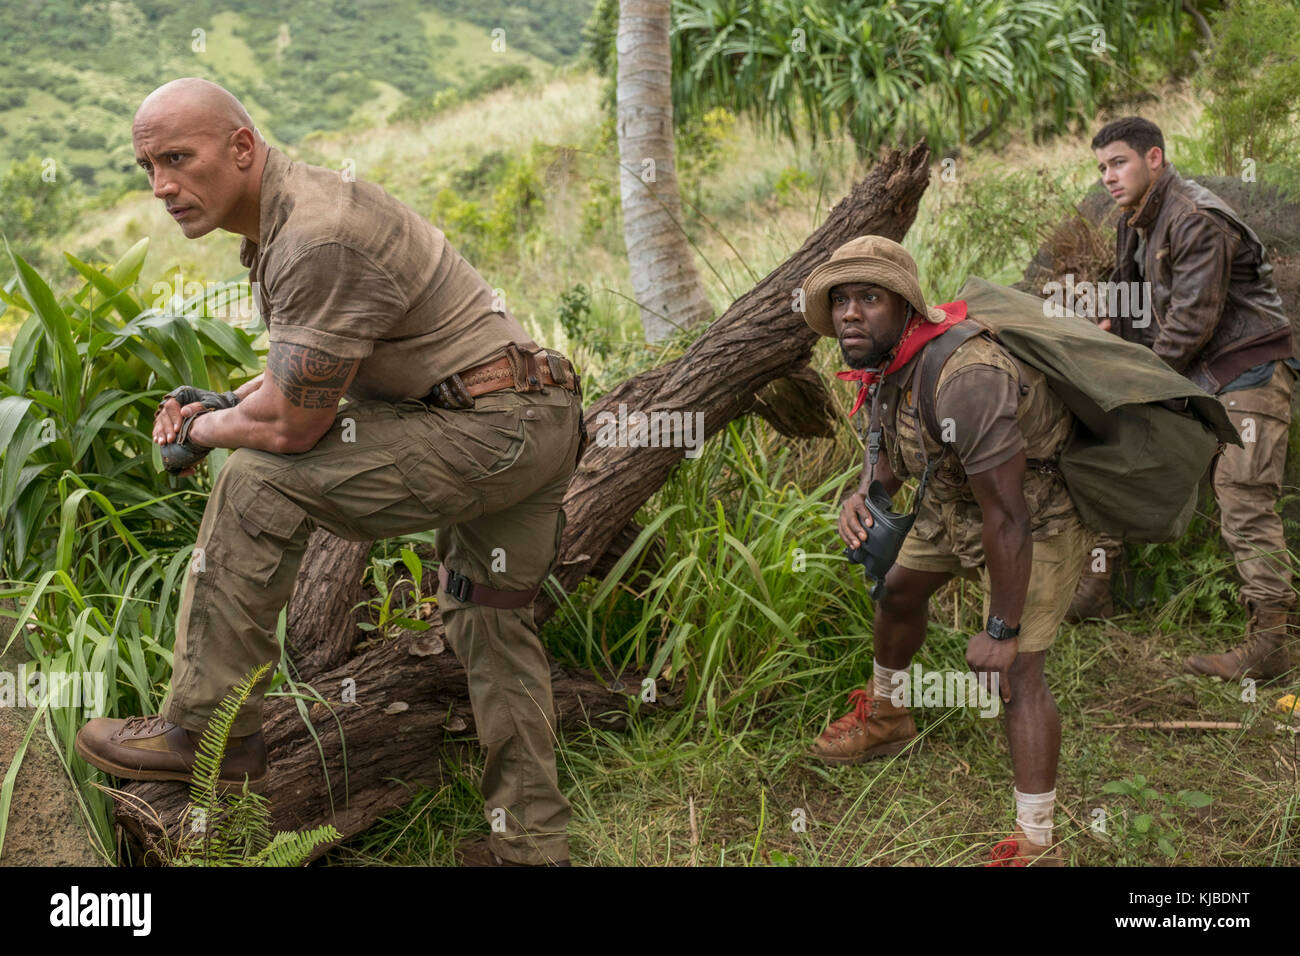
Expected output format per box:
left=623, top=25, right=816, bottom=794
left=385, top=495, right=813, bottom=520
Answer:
left=267, top=344, right=359, bottom=408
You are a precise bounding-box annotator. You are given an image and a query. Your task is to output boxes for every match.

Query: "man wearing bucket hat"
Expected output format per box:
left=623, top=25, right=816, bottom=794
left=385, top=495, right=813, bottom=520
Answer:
left=802, top=236, right=1090, bottom=866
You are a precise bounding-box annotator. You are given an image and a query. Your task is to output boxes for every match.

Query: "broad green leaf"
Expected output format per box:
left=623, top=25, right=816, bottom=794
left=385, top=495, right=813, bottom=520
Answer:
left=194, top=316, right=260, bottom=370
left=400, top=547, right=423, bottom=586
left=63, top=253, right=142, bottom=323
left=108, top=237, right=150, bottom=289
left=5, top=314, right=42, bottom=394
left=0, top=417, right=52, bottom=512
left=0, top=396, right=33, bottom=450
left=8, top=469, right=53, bottom=569
left=6, top=245, right=81, bottom=416
left=71, top=390, right=140, bottom=462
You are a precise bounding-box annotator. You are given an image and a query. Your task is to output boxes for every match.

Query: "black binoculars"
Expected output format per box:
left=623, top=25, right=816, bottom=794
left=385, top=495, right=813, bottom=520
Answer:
left=843, top=479, right=917, bottom=601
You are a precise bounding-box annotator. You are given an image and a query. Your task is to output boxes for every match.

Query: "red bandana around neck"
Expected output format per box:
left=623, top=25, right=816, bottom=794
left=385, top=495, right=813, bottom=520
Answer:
left=834, top=300, right=968, bottom=416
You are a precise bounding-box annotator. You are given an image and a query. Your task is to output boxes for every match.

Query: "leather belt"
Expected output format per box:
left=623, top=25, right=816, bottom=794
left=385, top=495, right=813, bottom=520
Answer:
left=422, top=344, right=579, bottom=409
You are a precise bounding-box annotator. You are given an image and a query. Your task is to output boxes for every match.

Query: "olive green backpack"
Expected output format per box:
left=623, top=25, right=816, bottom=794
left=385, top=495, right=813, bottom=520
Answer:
left=915, top=277, right=1240, bottom=542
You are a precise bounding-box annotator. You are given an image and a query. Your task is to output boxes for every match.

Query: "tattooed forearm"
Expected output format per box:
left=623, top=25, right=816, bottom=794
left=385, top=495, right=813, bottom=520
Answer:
left=267, top=343, right=359, bottom=408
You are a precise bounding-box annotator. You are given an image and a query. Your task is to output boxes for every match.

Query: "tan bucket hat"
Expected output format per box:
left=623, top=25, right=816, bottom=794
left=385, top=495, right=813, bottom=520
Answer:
left=801, top=235, right=946, bottom=338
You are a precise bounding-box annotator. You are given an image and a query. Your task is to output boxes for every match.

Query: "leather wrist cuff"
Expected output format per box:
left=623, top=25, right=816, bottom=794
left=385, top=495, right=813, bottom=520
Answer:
left=177, top=406, right=213, bottom=448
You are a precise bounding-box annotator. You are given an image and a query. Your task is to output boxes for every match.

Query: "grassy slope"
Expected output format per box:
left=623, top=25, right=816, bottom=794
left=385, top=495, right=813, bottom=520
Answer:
left=0, top=0, right=580, bottom=194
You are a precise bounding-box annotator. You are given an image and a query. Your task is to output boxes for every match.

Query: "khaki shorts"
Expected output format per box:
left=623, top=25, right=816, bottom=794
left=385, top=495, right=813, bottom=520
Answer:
left=896, top=517, right=1093, bottom=652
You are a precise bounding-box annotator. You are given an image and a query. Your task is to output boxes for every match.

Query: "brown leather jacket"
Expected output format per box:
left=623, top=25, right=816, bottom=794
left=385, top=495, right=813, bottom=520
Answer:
left=1111, top=164, right=1292, bottom=394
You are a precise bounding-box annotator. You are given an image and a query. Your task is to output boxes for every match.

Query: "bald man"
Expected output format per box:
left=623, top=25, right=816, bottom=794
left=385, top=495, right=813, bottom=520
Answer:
left=75, top=78, right=586, bottom=866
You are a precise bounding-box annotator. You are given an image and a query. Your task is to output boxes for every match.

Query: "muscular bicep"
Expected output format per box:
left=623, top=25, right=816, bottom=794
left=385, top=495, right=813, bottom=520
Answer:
left=267, top=342, right=360, bottom=408
left=260, top=341, right=360, bottom=446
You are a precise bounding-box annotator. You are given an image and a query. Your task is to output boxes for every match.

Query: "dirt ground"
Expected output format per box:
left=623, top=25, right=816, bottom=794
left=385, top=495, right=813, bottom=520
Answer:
left=0, top=602, right=106, bottom=866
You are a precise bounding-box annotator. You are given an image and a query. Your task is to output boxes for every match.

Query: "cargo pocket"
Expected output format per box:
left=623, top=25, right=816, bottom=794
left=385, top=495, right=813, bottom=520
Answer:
left=206, top=473, right=311, bottom=587
left=910, top=501, right=945, bottom=542
left=433, top=407, right=528, bottom=483
left=393, top=441, right=479, bottom=521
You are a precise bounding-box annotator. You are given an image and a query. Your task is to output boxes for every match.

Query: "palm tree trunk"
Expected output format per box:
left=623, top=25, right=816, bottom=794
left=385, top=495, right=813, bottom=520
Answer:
left=616, top=0, right=714, bottom=342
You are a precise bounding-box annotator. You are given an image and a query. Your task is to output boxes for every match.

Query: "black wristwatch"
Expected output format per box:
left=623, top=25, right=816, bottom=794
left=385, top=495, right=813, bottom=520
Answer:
left=986, top=615, right=1021, bottom=641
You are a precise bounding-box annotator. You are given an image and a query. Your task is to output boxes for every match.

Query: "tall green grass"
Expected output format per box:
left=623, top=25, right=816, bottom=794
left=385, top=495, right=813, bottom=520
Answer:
left=546, top=414, right=882, bottom=743
left=0, top=239, right=263, bottom=862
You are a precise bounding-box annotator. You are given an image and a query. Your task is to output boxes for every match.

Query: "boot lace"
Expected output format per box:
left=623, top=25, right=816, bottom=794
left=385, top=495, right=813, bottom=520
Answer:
left=825, top=689, right=876, bottom=736
left=122, top=715, right=169, bottom=735
left=986, top=836, right=1026, bottom=867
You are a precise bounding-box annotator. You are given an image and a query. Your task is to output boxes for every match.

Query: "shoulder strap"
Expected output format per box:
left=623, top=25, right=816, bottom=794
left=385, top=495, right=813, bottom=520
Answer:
left=917, top=321, right=985, bottom=446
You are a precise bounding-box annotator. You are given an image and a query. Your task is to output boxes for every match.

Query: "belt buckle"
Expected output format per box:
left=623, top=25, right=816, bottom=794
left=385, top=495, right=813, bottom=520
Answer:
left=445, top=569, right=474, bottom=602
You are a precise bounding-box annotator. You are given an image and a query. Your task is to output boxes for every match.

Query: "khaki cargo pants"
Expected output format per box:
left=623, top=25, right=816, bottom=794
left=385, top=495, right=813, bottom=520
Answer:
left=1214, top=361, right=1296, bottom=610
left=1088, top=362, right=1295, bottom=611
left=161, top=384, right=583, bottom=865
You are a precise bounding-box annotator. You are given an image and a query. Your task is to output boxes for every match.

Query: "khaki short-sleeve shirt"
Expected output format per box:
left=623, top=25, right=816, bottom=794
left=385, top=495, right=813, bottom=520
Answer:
left=240, top=147, right=536, bottom=403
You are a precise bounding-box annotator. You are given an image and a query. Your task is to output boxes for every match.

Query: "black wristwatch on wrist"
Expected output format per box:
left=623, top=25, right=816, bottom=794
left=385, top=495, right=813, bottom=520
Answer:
left=986, top=615, right=1021, bottom=641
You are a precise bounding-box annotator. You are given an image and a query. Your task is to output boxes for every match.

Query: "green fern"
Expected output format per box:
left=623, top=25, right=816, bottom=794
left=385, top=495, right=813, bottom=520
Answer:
left=189, top=662, right=269, bottom=806
left=171, top=663, right=340, bottom=867
left=179, top=661, right=270, bottom=866
left=248, top=826, right=340, bottom=867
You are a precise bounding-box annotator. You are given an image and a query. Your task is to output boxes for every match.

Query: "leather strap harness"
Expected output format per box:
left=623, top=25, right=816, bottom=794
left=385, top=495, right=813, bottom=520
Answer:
left=439, top=565, right=541, bottom=610
left=912, top=320, right=1058, bottom=477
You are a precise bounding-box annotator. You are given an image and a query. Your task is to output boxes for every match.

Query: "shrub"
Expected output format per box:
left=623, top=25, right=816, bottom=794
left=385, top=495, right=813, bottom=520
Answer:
left=1193, top=0, right=1300, bottom=191
left=0, top=239, right=262, bottom=581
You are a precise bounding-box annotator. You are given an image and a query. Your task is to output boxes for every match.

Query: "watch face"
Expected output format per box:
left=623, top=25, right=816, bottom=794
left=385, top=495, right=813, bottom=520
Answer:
left=988, top=617, right=1018, bottom=640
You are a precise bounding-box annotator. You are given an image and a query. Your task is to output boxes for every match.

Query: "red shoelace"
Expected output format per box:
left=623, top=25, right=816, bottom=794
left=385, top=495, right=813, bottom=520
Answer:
left=825, top=689, right=876, bottom=735
left=986, top=836, right=1026, bottom=866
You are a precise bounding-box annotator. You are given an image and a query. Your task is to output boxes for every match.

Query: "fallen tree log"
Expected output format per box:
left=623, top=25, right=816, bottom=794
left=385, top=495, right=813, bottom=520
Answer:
left=114, top=573, right=632, bottom=864
left=750, top=366, right=838, bottom=440
left=112, top=142, right=934, bottom=862
left=539, top=140, right=933, bottom=622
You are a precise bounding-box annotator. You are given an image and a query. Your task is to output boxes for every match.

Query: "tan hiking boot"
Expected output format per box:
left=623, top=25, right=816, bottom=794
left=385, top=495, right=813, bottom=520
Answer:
left=809, top=689, right=917, bottom=765
left=75, top=714, right=268, bottom=787
left=985, top=827, right=1065, bottom=867
left=1183, top=603, right=1293, bottom=682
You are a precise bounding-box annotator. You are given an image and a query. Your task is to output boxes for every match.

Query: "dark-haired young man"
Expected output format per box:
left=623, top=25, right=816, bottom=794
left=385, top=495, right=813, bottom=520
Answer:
left=1086, top=116, right=1298, bottom=681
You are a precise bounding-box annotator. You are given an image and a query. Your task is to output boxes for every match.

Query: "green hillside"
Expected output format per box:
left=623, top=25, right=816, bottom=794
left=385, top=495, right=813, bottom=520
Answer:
left=0, top=0, right=593, bottom=194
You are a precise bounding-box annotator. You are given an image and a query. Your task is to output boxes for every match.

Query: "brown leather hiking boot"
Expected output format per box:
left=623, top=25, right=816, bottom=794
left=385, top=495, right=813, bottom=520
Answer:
left=1183, top=603, right=1293, bottom=682
left=1066, top=568, right=1114, bottom=622
left=75, top=715, right=268, bottom=787
left=809, top=689, right=917, bottom=765
left=1066, top=540, right=1120, bottom=623
left=985, top=827, right=1065, bottom=867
